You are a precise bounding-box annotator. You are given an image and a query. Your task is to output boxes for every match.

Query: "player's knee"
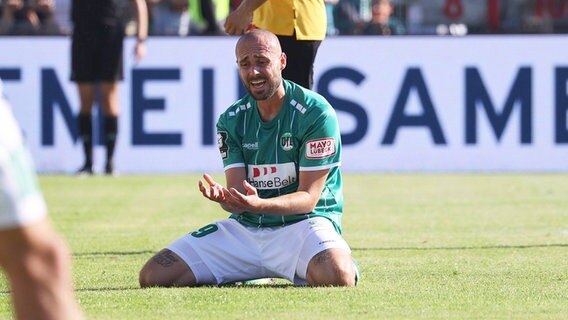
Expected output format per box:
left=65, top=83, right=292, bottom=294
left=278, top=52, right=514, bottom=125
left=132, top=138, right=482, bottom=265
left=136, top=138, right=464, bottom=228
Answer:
left=139, top=263, right=160, bottom=288
left=138, top=260, right=187, bottom=288
left=307, top=250, right=357, bottom=287
left=139, top=249, right=198, bottom=288
left=313, top=263, right=356, bottom=287
left=333, top=264, right=357, bottom=287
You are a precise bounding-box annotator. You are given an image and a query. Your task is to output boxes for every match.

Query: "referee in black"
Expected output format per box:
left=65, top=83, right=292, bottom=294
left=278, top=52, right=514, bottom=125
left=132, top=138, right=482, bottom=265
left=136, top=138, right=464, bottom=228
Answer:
left=71, top=0, right=148, bottom=175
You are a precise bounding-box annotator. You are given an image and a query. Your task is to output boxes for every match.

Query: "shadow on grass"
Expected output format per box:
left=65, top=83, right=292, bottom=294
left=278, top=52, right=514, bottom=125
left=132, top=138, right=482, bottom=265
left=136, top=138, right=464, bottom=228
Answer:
left=1, top=284, right=297, bottom=295
left=76, top=286, right=140, bottom=292
left=353, top=243, right=568, bottom=251
left=59, top=243, right=566, bottom=292
left=74, top=250, right=154, bottom=257
left=72, top=283, right=298, bottom=292
left=3, top=244, right=563, bottom=295
left=72, top=243, right=568, bottom=258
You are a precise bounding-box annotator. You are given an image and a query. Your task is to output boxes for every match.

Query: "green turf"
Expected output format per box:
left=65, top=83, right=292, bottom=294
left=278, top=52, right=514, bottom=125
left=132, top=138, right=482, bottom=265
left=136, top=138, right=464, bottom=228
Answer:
left=1, top=174, right=567, bottom=319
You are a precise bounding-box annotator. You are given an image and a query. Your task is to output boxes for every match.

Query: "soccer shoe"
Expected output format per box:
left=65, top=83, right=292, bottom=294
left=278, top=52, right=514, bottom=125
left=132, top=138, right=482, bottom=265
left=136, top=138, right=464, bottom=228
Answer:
left=242, top=278, right=275, bottom=285
left=76, top=164, right=93, bottom=176
left=353, top=259, right=361, bottom=286
left=104, top=163, right=115, bottom=176
left=229, top=278, right=276, bottom=286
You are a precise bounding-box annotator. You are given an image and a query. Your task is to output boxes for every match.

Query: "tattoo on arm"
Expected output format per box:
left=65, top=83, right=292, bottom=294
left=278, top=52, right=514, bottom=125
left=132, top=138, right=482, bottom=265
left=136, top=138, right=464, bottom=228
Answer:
left=152, top=250, right=179, bottom=268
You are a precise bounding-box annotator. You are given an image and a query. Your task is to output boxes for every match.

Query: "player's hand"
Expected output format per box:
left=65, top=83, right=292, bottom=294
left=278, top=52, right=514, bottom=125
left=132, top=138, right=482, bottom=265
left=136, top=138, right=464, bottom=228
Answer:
left=134, top=41, right=147, bottom=63
left=224, top=179, right=263, bottom=212
left=198, top=173, right=228, bottom=203
left=223, top=6, right=253, bottom=35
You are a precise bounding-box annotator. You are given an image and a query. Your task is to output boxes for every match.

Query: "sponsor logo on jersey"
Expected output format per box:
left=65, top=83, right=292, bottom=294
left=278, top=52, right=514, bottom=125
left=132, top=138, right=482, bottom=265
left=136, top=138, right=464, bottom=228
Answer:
left=247, top=162, right=297, bottom=190
left=242, top=142, right=258, bottom=150
left=280, top=132, right=293, bottom=151
left=218, top=131, right=228, bottom=160
left=305, top=138, right=336, bottom=159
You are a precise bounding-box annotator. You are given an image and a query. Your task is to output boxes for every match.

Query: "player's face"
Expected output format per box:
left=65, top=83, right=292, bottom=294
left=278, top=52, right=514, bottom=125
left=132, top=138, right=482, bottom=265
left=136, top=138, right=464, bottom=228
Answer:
left=236, top=39, right=284, bottom=101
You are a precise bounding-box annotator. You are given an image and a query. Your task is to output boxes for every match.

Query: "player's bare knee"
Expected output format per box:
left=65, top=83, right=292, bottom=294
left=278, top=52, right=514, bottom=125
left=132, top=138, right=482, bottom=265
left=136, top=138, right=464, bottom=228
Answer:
left=333, top=265, right=357, bottom=287
left=141, top=250, right=176, bottom=287
left=139, top=252, right=195, bottom=288
left=316, top=264, right=355, bottom=287
left=307, top=249, right=356, bottom=287
left=139, top=267, right=196, bottom=288
left=139, top=263, right=161, bottom=288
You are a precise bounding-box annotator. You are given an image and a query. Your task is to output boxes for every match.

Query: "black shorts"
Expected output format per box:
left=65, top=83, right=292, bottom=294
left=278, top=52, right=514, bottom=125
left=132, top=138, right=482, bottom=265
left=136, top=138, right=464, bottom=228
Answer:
left=71, top=24, right=125, bottom=82
left=276, top=35, right=322, bottom=90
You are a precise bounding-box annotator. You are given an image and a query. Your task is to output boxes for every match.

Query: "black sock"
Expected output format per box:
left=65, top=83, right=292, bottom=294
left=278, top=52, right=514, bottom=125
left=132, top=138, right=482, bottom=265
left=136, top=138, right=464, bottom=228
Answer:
left=104, top=115, right=118, bottom=167
left=78, top=113, right=93, bottom=167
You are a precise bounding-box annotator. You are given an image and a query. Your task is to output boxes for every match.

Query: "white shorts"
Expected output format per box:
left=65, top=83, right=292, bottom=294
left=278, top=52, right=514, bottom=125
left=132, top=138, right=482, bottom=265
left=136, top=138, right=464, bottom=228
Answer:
left=0, top=97, right=47, bottom=229
left=167, top=217, right=351, bottom=285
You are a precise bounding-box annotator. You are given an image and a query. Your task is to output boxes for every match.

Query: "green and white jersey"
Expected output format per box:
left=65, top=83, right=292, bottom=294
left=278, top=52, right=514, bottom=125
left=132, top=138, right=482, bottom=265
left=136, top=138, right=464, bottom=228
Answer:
left=217, top=80, right=344, bottom=233
left=0, top=92, right=47, bottom=228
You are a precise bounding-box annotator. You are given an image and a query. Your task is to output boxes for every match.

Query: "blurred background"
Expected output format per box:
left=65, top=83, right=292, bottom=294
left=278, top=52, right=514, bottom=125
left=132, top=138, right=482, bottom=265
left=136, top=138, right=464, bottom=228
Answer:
left=1, top=0, right=567, bottom=174
left=1, top=0, right=567, bottom=37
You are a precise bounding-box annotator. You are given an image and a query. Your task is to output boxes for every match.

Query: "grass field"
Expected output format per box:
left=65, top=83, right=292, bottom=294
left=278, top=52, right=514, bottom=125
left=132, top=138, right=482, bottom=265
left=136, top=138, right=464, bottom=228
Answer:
left=1, top=174, right=567, bottom=319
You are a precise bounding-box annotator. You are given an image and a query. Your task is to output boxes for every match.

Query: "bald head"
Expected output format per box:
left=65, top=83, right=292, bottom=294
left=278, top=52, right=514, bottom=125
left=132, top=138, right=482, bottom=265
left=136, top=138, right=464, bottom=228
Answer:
left=236, top=29, right=282, bottom=59
left=234, top=29, right=286, bottom=102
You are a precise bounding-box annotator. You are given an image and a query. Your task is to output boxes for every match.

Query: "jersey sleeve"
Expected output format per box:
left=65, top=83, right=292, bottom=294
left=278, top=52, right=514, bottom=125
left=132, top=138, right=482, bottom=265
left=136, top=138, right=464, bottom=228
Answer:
left=216, top=114, right=245, bottom=170
left=299, top=107, right=342, bottom=171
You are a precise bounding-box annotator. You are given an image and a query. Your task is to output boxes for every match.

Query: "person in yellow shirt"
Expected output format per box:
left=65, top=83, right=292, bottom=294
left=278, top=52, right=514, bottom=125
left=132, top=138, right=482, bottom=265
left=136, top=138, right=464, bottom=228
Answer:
left=224, top=0, right=326, bottom=89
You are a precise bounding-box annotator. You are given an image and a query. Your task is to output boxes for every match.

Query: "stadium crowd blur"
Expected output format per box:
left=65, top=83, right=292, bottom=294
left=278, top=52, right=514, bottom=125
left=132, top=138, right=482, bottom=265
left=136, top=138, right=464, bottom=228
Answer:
left=0, top=0, right=567, bottom=36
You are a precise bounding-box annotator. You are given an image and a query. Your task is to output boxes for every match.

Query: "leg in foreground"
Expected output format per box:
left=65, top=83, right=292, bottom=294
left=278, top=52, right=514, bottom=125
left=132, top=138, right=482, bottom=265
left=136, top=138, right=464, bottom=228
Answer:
left=0, top=220, right=84, bottom=320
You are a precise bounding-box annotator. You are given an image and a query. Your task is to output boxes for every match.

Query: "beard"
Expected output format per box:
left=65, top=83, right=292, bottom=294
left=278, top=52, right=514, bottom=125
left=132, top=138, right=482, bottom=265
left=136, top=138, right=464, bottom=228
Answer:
left=242, top=75, right=281, bottom=101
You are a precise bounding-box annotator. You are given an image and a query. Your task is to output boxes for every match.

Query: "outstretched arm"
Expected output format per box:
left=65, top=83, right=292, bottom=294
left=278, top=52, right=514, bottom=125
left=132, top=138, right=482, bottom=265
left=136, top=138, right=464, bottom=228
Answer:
left=198, top=167, right=248, bottom=214
left=224, top=169, right=329, bottom=215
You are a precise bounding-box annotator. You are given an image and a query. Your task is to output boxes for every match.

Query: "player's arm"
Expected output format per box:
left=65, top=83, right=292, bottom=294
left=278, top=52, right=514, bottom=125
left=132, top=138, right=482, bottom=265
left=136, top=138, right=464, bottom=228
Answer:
left=198, top=167, right=248, bottom=214
left=132, top=0, right=148, bottom=61
left=224, top=0, right=267, bottom=35
left=224, top=168, right=329, bottom=216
